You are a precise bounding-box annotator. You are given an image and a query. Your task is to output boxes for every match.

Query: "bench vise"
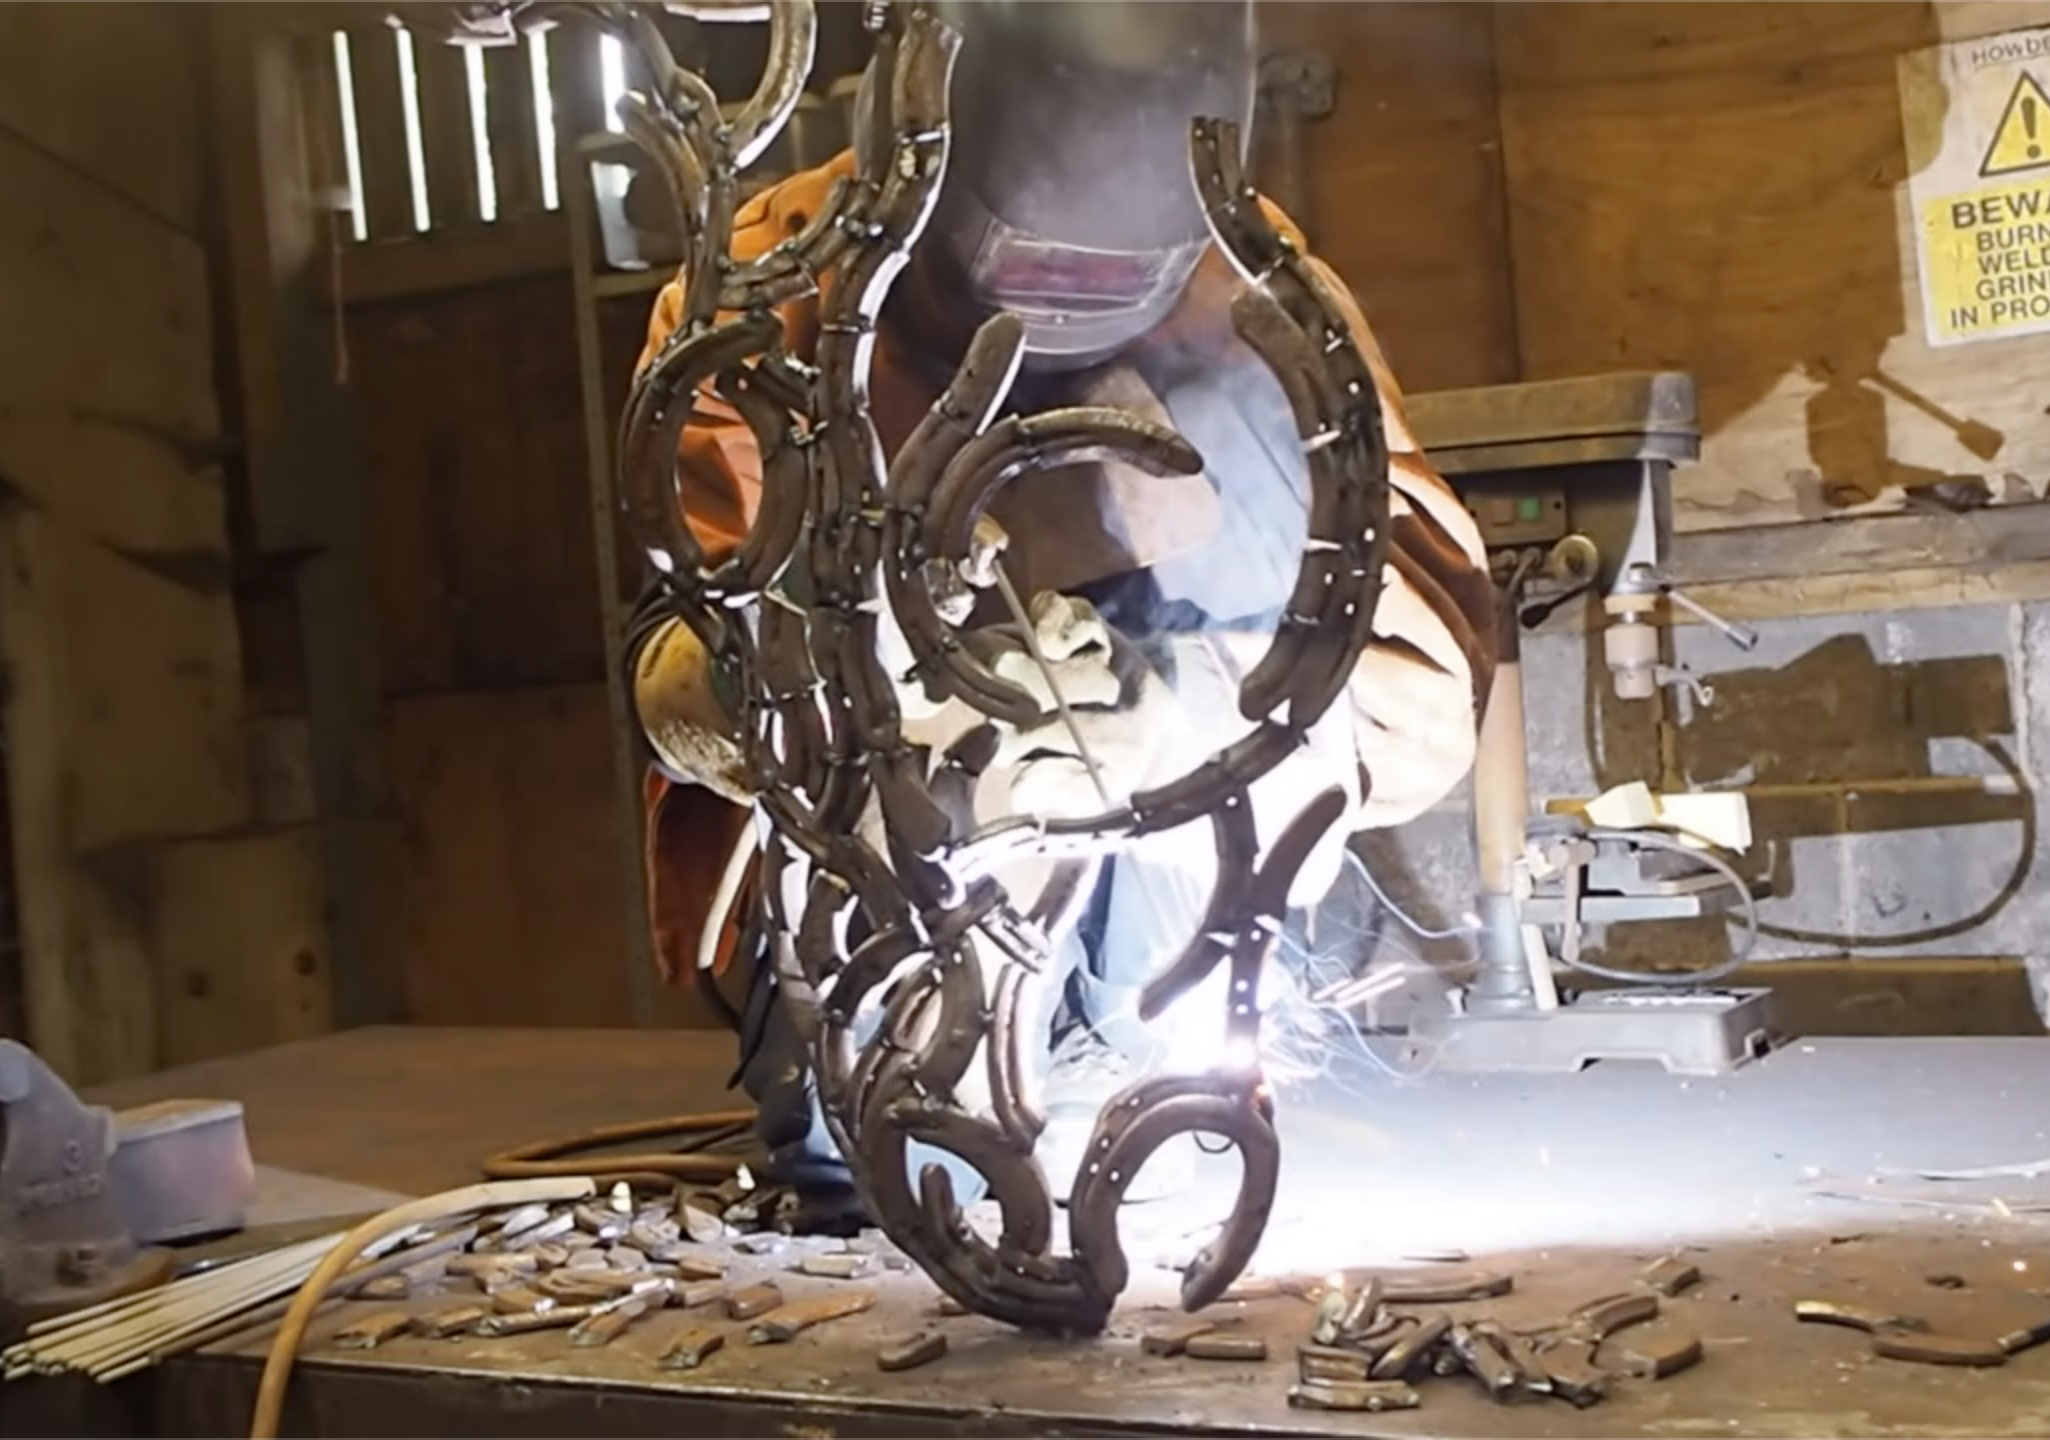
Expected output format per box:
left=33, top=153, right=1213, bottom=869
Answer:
left=0, top=1041, right=257, bottom=1332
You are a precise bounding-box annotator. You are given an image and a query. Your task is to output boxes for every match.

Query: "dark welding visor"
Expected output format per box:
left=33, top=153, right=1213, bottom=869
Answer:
left=921, top=0, right=1258, bottom=370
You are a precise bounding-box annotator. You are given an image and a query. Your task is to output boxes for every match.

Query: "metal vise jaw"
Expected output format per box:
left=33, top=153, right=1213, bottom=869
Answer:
left=0, top=1041, right=256, bottom=1332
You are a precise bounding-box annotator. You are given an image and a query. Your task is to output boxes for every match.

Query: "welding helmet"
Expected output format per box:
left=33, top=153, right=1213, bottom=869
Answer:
left=893, top=0, right=1257, bottom=372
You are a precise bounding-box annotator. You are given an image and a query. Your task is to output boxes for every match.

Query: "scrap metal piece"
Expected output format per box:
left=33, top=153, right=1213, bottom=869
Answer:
left=1222, top=1276, right=1287, bottom=1302
left=677, top=1278, right=729, bottom=1310
left=478, top=1304, right=594, bottom=1336
left=609, top=1245, right=650, bottom=1272
left=877, top=1331, right=948, bottom=1372
left=1571, top=1291, right=1660, bottom=1341
left=1349, top=1312, right=1408, bottom=1358
left=1998, top=1313, right=2050, bottom=1355
left=629, top=1221, right=681, bottom=1254
left=398, top=1251, right=453, bottom=1292
left=495, top=1201, right=553, bottom=1240
left=539, top=1269, right=649, bottom=1303
left=1381, top=1269, right=1514, bottom=1304
left=1309, top=1286, right=1348, bottom=1346
left=1298, top=1344, right=1373, bottom=1383
left=1371, top=1311, right=1451, bottom=1379
left=507, top=1212, right=577, bottom=1251
left=1872, top=1331, right=2008, bottom=1367
left=726, top=1280, right=784, bottom=1321
left=660, top=1326, right=727, bottom=1370
left=489, top=1284, right=549, bottom=1315
left=571, top=1298, right=655, bottom=1347
left=1609, top=1325, right=1704, bottom=1379
left=1639, top=1254, right=1701, bottom=1298
left=1186, top=1333, right=1268, bottom=1362
left=411, top=1303, right=489, bottom=1339
left=748, top=1288, right=877, bottom=1343
left=798, top=1252, right=872, bottom=1280
left=1339, top=1274, right=1384, bottom=1333
left=1142, top=1318, right=1217, bottom=1356
left=1540, top=1339, right=1609, bottom=1408
left=574, top=1204, right=628, bottom=1241
left=664, top=1254, right=726, bottom=1282
left=357, top=1275, right=409, bottom=1302
left=1449, top=1323, right=1523, bottom=1402
left=450, top=1252, right=537, bottom=1279
left=680, top=1197, right=729, bottom=1247
left=1288, top=1380, right=1422, bottom=1413
left=566, top=1247, right=610, bottom=1271
left=332, top=1311, right=413, bottom=1351
left=1476, top=1321, right=1550, bottom=1395
left=1793, top=1299, right=1928, bottom=1334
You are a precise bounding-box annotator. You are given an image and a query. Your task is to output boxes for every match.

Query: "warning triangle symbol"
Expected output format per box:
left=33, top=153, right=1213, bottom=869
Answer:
left=1981, top=71, right=2050, bottom=177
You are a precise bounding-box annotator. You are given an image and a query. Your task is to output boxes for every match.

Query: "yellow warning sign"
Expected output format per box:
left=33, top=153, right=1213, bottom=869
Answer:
left=1981, top=71, right=2050, bottom=177
left=1920, top=179, right=2050, bottom=340
left=1903, top=24, right=2050, bottom=344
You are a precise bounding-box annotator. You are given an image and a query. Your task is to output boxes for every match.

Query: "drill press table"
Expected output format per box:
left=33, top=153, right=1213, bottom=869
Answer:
left=10, top=1026, right=2050, bottom=1437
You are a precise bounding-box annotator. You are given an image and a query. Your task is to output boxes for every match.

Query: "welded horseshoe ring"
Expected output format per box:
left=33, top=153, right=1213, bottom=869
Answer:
left=588, top=0, right=1393, bottom=1334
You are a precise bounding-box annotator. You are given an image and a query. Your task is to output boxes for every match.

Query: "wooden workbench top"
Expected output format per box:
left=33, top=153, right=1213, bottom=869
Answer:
left=61, top=1027, right=2050, bottom=1438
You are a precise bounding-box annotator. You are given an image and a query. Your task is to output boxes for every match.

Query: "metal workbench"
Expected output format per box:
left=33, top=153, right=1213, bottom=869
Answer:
left=14, top=1026, right=2050, bottom=1437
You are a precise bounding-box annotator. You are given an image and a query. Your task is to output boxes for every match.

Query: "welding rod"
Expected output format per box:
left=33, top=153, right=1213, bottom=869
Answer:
left=990, top=561, right=1116, bottom=811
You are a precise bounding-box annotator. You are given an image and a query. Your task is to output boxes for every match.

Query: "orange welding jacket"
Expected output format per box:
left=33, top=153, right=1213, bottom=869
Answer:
left=631, top=149, right=1498, bottom=987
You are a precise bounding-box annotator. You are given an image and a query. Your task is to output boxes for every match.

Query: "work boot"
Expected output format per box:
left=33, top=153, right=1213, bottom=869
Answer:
left=1034, top=1031, right=1196, bottom=1205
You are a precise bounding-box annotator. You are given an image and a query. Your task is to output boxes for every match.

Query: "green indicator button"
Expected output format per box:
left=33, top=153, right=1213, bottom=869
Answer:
left=1516, top=495, right=1543, bottom=522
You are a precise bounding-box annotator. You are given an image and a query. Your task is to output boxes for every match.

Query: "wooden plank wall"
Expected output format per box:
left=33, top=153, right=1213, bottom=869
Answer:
left=0, top=3, right=332, bottom=1082
left=345, top=275, right=711, bottom=1028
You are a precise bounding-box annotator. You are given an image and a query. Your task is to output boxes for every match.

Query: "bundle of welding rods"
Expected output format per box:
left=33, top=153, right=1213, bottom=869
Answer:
left=2, top=1221, right=466, bottom=1384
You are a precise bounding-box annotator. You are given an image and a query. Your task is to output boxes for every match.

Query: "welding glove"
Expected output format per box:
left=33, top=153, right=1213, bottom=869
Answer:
left=1168, top=630, right=1363, bottom=910
left=971, top=592, right=1184, bottom=819
left=631, top=615, right=754, bottom=806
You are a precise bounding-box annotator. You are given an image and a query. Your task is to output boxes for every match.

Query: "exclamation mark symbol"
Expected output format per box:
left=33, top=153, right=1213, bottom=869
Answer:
left=2027, top=92, right=2040, bottom=159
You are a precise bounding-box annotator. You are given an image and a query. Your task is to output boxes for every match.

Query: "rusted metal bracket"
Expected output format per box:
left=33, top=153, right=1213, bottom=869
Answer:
left=1256, top=50, right=1338, bottom=237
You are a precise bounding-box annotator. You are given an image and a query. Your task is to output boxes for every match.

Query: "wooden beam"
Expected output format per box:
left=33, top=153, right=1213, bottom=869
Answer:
left=325, top=212, right=570, bottom=306
left=1669, top=503, right=2050, bottom=587
left=343, top=21, right=416, bottom=239
left=546, top=19, right=609, bottom=148
left=411, top=32, right=481, bottom=229
left=209, top=6, right=397, bottom=1032
left=1523, top=504, right=2050, bottom=636
left=484, top=40, right=543, bottom=220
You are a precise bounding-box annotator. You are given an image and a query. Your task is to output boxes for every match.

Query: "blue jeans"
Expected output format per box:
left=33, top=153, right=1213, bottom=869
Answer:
left=738, top=856, right=1183, bottom=1203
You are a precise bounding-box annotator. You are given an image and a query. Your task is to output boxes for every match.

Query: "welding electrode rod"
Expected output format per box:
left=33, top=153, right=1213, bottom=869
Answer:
left=991, top=562, right=1115, bottom=810
left=988, top=559, right=1217, bottom=1015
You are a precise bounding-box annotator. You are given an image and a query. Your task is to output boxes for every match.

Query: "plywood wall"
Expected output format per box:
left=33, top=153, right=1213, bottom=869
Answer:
left=1497, top=0, right=2050, bottom=534
left=1260, top=2, right=1519, bottom=393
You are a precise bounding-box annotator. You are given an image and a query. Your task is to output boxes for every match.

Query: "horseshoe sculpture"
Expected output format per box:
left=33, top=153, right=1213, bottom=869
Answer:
left=594, top=0, right=1392, bottom=1333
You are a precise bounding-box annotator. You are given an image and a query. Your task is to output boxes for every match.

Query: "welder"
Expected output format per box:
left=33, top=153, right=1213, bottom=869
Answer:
left=625, top=0, right=1498, bottom=1215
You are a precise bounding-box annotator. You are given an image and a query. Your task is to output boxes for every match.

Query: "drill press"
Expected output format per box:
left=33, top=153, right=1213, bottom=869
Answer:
left=1400, top=371, right=1781, bottom=1075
